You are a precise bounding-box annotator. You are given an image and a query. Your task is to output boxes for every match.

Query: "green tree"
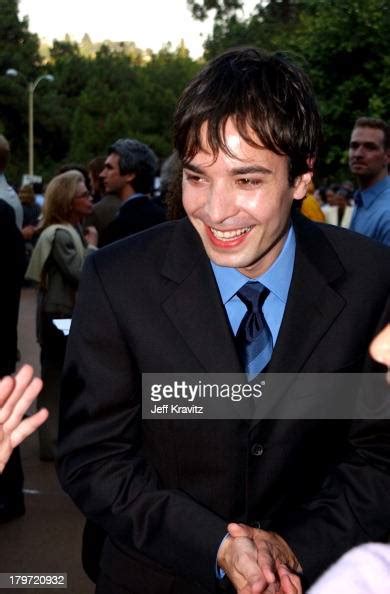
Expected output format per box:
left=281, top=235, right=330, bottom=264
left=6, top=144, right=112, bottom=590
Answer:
left=68, top=44, right=201, bottom=164
left=188, top=0, right=390, bottom=181
left=283, top=0, right=390, bottom=180
left=187, top=0, right=244, bottom=21
left=0, top=0, right=42, bottom=182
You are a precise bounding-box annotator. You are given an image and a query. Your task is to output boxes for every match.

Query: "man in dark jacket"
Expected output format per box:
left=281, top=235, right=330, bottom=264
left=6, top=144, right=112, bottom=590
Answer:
left=0, top=199, right=26, bottom=522
left=58, top=49, right=390, bottom=594
left=99, top=138, right=165, bottom=246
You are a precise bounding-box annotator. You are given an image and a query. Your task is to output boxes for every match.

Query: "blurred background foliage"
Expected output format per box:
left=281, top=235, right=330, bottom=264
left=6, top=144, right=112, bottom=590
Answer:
left=1, top=0, right=389, bottom=186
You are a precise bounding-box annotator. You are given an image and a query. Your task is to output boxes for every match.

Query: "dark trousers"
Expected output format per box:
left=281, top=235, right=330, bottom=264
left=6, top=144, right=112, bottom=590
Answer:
left=0, top=447, right=24, bottom=507
left=39, top=312, right=68, bottom=460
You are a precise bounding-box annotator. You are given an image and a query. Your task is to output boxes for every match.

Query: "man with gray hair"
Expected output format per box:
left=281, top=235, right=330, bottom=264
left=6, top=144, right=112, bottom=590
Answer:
left=99, top=138, right=165, bottom=246
left=0, top=135, right=23, bottom=229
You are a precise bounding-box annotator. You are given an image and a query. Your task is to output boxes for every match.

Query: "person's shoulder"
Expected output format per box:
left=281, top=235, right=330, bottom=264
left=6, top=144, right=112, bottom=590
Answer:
left=94, top=194, right=121, bottom=211
left=0, top=197, right=14, bottom=218
left=297, top=212, right=389, bottom=249
left=319, top=220, right=390, bottom=255
left=49, top=225, right=81, bottom=248
left=294, top=213, right=390, bottom=274
left=94, top=219, right=180, bottom=264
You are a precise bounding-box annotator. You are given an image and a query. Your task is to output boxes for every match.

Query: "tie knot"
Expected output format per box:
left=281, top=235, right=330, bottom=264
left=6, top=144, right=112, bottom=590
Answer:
left=237, top=282, right=269, bottom=311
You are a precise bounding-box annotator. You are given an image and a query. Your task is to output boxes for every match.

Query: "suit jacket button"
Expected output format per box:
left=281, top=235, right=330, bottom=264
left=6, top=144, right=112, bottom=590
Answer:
left=251, top=443, right=264, bottom=456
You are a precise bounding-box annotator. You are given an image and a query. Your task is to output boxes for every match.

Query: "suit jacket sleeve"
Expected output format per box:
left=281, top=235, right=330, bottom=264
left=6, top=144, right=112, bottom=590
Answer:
left=270, top=297, right=390, bottom=586
left=57, top=254, right=227, bottom=591
left=0, top=200, right=25, bottom=376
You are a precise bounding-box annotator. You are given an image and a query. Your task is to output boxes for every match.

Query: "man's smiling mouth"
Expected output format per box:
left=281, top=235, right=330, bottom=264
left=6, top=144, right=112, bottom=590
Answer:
left=210, top=226, right=253, bottom=240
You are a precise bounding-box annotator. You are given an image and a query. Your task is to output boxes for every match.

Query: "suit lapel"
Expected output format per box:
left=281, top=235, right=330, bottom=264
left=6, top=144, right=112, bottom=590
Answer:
left=269, top=215, right=347, bottom=373
left=269, top=217, right=345, bottom=373
left=160, top=219, right=242, bottom=373
left=245, top=215, right=349, bottom=428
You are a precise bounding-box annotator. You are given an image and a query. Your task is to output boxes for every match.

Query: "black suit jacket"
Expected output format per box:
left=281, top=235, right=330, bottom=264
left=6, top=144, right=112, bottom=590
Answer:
left=99, top=193, right=166, bottom=247
left=58, top=215, right=390, bottom=594
left=0, top=199, right=25, bottom=376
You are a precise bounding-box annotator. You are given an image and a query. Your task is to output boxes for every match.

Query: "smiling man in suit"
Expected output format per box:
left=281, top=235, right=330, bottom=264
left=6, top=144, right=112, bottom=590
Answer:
left=57, top=48, right=390, bottom=594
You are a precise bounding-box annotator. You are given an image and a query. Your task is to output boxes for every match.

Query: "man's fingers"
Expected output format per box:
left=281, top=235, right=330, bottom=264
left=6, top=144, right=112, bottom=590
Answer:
left=2, top=373, right=43, bottom=430
left=0, top=365, right=36, bottom=421
left=228, top=522, right=254, bottom=539
left=278, top=574, right=300, bottom=594
left=218, top=535, right=268, bottom=594
left=256, top=556, right=277, bottom=587
left=234, top=550, right=266, bottom=593
left=0, top=376, right=16, bottom=410
left=277, top=564, right=302, bottom=594
left=10, top=408, right=49, bottom=449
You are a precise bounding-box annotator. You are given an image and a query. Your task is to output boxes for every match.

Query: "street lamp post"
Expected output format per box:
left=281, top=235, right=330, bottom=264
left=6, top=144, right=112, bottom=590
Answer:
left=27, top=75, right=54, bottom=176
left=6, top=69, right=54, bottom=176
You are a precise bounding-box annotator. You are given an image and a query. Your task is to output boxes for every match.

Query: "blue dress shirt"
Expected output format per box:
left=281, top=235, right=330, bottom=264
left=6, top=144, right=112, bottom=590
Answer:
left=350, top=176, right=390, bottom=246
left=211, top=226, right=296, bottom=348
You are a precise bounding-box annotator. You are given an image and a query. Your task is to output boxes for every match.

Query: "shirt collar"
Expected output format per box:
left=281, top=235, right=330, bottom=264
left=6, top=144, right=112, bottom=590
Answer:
left=211, top=225, right=296, bottom=305
left=358, top=176, right=390, bottom=207
left=122, top=192, right=146, bottom=206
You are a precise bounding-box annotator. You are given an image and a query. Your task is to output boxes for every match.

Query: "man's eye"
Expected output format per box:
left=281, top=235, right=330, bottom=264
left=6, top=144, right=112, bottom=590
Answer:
left=237, top=178, right=261, bottom=187
left=185, top=173, right=205, bottom=184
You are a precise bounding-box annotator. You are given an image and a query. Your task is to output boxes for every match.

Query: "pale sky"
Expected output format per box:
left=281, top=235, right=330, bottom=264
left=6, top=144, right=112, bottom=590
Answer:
left=19, top=0, right=259, bottom=58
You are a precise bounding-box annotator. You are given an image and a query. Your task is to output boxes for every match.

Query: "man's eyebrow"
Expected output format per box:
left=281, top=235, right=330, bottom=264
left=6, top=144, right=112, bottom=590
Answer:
left=350, top=141, right=381, bottom=149
left=230, top=165, right=272, bottom=175
left=183, top=163, right=273, bottom=175
left=183, top=162, right=204, bottom=174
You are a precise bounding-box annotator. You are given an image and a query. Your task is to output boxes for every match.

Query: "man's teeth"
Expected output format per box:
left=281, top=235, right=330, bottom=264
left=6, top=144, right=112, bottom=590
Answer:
left=211, top=226, right=252, bottom=239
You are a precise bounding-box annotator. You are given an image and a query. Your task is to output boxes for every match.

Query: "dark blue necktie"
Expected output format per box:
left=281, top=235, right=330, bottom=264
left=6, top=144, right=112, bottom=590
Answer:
left=236, top=282, right=273, bottom=380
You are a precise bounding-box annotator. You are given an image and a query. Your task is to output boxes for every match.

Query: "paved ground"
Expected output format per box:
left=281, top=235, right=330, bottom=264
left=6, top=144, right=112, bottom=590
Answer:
left=1, top=288, right=94, bottom=594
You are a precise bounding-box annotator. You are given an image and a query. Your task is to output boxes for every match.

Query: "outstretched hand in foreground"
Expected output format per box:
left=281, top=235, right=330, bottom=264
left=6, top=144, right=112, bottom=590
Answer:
left=0, top=365, right=48, bottom=473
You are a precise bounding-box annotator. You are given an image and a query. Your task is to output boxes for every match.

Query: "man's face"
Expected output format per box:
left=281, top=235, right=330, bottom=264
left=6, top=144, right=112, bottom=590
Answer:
left=182, top=118, right=310, bottom=278
left=99, top=153, right=134, bottom=199
left=349, top=127, right=389, bottom=185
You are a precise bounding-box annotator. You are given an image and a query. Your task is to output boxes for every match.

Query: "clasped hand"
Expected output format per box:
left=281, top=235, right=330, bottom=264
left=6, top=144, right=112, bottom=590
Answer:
left=217, top=523, right=302, bottom=594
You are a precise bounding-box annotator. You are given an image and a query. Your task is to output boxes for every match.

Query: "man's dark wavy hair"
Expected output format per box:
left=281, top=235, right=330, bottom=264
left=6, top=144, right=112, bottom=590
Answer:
left=174, top=47, right=322, bottom=184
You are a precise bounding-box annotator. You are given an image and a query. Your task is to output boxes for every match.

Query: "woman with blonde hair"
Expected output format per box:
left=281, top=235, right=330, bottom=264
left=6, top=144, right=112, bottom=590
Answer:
left=26, top=169, right=97, bottom=460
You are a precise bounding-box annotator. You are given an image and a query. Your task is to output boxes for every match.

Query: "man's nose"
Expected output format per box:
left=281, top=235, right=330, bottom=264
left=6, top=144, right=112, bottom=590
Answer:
left=353, top=144, right=364, bottom=156
left=205, top=183, right=237, bottom=223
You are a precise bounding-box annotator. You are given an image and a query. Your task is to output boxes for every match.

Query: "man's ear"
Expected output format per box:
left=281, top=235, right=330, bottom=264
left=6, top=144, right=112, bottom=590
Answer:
left=125, top=172, right=136, bottom=186
left=292, top=171, right=313, bottom=201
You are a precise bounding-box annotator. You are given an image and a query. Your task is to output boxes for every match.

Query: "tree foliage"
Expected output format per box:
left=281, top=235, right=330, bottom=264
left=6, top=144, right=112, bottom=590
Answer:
left=0, top=1, right=201, bottom=185
left=0, top=0, right=42, bottom=180
left=1, top=0, right=389, bottom=186
left=188, top=0, right=244, bottom=21
left=194, top=0, right=390, bottom=182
